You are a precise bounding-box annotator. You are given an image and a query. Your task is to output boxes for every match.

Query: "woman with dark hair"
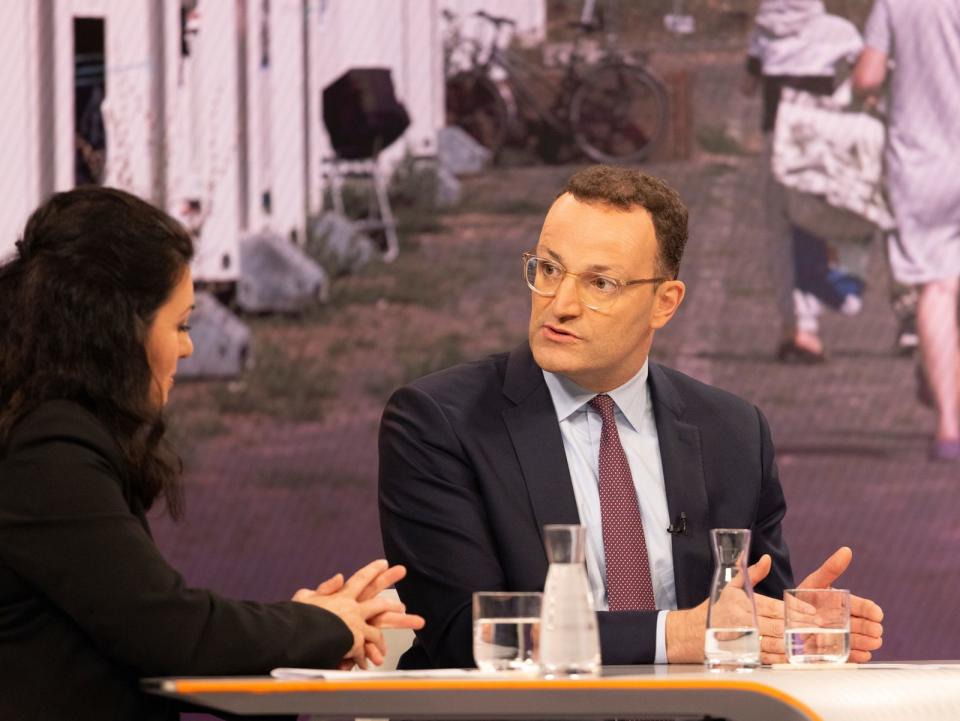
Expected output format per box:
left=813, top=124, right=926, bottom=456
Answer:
left=0, top=187, right=424, bottom=720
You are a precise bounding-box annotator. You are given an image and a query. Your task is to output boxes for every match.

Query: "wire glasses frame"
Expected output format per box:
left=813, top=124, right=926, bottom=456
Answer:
left=522, top=252, right=667, bottom=311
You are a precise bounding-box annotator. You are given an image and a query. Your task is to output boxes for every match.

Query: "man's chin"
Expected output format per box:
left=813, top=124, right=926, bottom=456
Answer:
left=530, top=339, right=580, bottom=375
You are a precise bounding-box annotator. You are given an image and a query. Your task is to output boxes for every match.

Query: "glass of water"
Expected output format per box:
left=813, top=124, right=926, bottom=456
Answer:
left=472, top=592, right=542, bottom=673
left=784, top=588, right=851, bottom=664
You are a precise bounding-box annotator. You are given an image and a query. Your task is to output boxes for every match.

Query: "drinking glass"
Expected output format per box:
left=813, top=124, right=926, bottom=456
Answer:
left=784, top=588, right=851, bottom=664
left=472, top=591, right=542, bottom=672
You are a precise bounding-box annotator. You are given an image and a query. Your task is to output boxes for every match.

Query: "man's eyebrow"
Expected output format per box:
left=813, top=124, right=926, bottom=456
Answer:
left=544, top=247, right=617, bottom=273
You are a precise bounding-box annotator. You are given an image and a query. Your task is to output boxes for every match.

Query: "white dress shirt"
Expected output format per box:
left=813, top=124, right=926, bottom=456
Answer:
left=543, top=360, right=676, bottom=663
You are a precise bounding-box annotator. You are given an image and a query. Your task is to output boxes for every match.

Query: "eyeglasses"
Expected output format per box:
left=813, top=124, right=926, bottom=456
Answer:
left=522, top=253, right=667, bottom=311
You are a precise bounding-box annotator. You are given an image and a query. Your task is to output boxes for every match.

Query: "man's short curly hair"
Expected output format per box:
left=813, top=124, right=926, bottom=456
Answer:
left=561, top=165, right=689, bottom=279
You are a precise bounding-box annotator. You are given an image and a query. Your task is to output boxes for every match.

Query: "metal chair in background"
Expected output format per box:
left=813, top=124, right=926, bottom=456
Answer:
left=321, top=68, right=410, bottom=263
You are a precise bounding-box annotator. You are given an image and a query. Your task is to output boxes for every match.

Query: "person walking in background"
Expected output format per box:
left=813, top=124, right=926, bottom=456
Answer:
left=742, top=0, right=863, bottom=363
left=854, top=1, right=960, bottom=461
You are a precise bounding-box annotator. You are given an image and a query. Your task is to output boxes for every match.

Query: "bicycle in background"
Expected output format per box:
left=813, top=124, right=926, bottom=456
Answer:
left=443, top=9, right=668, bottom=164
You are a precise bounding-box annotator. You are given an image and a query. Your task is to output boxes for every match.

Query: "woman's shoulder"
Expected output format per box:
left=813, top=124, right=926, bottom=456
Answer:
left=5, top=400, right=124, bottom=471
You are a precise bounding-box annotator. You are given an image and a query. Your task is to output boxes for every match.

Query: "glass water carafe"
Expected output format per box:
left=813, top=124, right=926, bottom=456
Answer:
left=705, top=528, right=761, bottom=671
left=538, top=524, right=601, bottom=676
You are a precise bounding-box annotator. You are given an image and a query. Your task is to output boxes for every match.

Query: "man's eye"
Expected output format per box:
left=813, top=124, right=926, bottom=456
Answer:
left=178, top=324, right=192, bottom=333
left=590, top=275, right=617, bottom=293
left=541, top=261, right=562, bottom=277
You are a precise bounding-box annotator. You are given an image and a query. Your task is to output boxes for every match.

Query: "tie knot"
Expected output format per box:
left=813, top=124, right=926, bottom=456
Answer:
left=589, top=393, right=616, bottom=420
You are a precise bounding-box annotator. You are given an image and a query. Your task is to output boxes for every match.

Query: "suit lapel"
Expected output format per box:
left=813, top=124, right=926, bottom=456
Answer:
left=502, top=345, right=581, bottom=545
left=649, top=362, right=712, bottom=609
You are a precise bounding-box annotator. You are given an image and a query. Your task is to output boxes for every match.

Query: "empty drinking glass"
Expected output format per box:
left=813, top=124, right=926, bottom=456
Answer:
left=784, top=588, right=851, bottom=664
left=472, top=592, right=542, bottom=672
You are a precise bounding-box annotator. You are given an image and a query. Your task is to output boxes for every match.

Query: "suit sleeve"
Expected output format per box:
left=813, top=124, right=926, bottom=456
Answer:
left=750, top=406, right=794, bottom=598
left=379, top=384, right=511, bottom=668
left=596, top=610, right=660, bottom=664
left=0, top=431, right=353, bottom=676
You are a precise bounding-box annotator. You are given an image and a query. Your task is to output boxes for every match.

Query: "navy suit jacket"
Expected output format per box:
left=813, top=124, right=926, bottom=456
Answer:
left=378, top=345, right=793, bottom=668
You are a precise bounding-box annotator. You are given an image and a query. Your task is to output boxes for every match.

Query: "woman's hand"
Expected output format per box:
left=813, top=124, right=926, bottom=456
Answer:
left=292, top=559, right=425, bottom=669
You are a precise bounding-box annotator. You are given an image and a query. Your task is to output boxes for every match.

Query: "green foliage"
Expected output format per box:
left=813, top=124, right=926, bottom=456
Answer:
left=389, top=153, right=448, bottom=234
left=696, top=125, right=745, bottom=156
left=328, top=243, right=489, bottom=310
left=364, top=333, right=468, bottom=399
left=211, top=341, right=338, bottom=422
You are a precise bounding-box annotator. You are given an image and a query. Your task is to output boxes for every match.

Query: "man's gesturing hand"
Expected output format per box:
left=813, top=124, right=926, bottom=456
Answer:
left=666, top=554, right=774, bottom=663
left=756, top=547, right=884, bottom=663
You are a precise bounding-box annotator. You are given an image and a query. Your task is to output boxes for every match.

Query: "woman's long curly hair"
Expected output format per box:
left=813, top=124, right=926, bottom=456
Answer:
left=0, top=187, right=194, bottom=519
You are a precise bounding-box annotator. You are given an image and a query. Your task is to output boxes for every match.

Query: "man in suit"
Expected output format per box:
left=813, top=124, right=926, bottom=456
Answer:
left=379, top=166, right=883, bottom=668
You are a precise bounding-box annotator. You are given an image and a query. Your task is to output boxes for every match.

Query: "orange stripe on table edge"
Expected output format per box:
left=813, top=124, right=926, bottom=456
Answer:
left=168, top=677, right=821, bottom=721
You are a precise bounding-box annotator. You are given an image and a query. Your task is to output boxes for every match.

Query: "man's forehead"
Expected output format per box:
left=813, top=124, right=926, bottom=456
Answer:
left=541, top=193, right=655, bottom=244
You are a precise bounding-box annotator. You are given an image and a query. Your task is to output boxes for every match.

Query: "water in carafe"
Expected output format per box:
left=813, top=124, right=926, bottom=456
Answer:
left=705, top=528, right=760, bottom=671
left=538, top=524, right=601, bottom=676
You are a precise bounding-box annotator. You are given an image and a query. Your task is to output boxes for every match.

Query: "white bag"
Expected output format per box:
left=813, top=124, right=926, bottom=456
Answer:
left=772, top=85, right=895, bottom=239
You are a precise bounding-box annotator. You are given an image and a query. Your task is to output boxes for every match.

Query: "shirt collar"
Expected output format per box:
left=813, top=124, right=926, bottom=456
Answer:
left=543, top=360, right=651, bottom=431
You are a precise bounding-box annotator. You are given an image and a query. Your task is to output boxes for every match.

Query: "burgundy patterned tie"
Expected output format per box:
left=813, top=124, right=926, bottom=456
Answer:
left=589, top=394, right=656, bottom=611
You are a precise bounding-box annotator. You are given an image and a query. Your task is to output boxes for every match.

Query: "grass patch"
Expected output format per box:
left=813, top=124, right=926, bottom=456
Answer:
left=395, top=207, right=445, bottom=235
left=696, top=125, right=745, bottom=156
left=365, top=333, right=468, bottom=399
left=327, top=245, right=489, bottom=310
left=211, top=341, right=338, bottom=422
left=165, top=402, right=229, bottom=461
left=703, top=162, right=737, bottom=177
left=327, top=335, right=376, bottom=359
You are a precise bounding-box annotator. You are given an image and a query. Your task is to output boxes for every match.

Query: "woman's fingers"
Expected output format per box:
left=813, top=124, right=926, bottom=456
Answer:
left=291, top=588, right=313, bottom=602
left=314, top=573, right=345, bottom=596
left=341, top=560, right=390, bottom=598
left=370, top=610, right=426, bottom=629
left=365, top=641, right=385, bottom=667
left=358, top=596, right=405, bottom=620
left=363, top=624, right=386, bottom=657
left=356, top=565, right=408, bottom=602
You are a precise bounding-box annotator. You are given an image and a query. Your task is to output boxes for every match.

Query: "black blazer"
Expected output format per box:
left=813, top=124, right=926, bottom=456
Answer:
left=0, top=401, right=352, bottom=721
left=379, top=345, right=793, bottom=668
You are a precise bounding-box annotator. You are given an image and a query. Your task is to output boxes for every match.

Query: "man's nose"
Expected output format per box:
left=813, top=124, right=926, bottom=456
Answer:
left=551, top=274, right=583, bottom=317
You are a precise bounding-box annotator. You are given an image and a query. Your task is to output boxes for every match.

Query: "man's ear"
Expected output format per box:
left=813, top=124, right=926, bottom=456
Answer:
left=650, top=280, right=686, bottom=330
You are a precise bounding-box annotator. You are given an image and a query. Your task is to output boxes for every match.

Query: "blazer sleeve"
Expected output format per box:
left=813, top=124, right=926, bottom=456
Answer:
left=379, top=384, right=507, bottom=669
left=751, top=406, right=794, bottom=598
left=0, top=420, right=353, bottom=676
